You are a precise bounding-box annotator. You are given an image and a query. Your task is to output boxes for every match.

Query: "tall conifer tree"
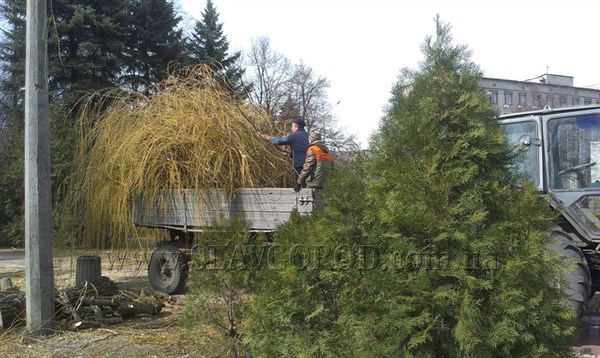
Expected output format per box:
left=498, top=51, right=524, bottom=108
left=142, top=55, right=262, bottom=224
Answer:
left=47, top=0, right=129, bottom=107
left=122, top=0, right=184, bottom=92
left=0, top=0, right=26, bottom=245
left=242, top=16, right=576, bottom=357
left=185, top=0, right=244, bottom=94
left=365, top=15, right=575, bottom=356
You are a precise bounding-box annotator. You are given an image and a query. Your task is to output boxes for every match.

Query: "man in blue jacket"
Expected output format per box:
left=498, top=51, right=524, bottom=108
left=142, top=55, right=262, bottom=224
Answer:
left=261, top=117, right=309, bottom=191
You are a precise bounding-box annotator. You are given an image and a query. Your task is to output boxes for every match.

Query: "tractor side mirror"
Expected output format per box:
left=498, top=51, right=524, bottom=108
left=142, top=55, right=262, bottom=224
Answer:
left=517, top=134, right=541, bottom=149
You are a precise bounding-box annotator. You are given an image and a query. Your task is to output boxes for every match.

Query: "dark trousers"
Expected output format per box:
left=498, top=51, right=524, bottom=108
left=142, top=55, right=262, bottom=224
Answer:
left=312, top=187, right=324, bottom=210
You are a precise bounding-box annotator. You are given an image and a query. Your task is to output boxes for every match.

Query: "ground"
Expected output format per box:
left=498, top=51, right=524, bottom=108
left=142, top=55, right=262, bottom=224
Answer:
left=2, top=248, right=600, bottom=357
left=0, top=248, right=213, bottom=358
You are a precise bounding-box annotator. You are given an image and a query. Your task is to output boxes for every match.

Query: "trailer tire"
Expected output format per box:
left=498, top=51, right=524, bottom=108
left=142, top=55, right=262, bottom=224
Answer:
left=148, top=245, right=188, bottom=295
left=549, top=230, right=591, bottom=318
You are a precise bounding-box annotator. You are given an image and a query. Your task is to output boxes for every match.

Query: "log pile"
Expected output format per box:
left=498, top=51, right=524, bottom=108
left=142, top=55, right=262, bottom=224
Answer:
left=0, top=276, right=165, bottom=331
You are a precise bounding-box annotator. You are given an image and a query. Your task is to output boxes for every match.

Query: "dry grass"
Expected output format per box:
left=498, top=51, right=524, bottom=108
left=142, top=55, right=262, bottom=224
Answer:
left=58, top=64, right=292, bottom=249
left=0, top=248, right=238, bottom=357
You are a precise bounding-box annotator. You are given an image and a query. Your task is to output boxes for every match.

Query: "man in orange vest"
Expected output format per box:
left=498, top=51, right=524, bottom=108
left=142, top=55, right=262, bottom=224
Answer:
left=297, top=131, right=333, bottom=209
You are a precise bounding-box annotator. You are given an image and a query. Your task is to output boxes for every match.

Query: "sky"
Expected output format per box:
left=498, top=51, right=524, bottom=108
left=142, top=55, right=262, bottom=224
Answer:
left=177, top=0, right=600, bottom=148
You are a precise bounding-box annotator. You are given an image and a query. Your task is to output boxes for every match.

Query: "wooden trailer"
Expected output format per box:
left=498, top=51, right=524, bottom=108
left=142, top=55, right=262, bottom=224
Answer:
left=132, top=188, right=314, bottom=294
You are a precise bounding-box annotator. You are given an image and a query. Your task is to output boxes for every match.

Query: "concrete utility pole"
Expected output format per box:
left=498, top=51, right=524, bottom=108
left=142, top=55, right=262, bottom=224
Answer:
left=25, top=0, right=54, bottom=334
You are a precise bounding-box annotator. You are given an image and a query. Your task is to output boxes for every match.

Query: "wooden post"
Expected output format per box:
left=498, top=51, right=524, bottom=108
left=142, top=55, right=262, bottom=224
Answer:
left=75, top=255, right=102, bottom=287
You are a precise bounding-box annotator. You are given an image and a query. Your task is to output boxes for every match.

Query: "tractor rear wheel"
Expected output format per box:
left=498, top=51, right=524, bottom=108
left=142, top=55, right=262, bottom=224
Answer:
left=549, top=229, right=591, bottom=318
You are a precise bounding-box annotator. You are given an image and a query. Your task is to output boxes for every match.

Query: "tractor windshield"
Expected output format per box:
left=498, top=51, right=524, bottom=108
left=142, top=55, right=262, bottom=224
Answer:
left=548, top=113, right=600, bottom=190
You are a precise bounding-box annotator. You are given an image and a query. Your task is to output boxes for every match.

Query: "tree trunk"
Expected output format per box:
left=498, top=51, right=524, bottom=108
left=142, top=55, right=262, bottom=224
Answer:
left=75, top=255, right=102, bottom=287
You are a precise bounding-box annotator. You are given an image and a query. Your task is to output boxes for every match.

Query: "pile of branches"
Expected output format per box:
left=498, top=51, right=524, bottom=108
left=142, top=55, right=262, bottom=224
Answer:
left=56, top=276, right=165, bottom=329
left=0, top=276, right=165, bottom=331
left=59, top=64, right=292, bottom=248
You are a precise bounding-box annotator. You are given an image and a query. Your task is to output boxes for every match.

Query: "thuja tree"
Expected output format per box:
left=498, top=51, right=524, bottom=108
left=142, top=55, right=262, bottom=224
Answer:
left=241, top=16, right=576, bottom=357
left=241, top=157, right=381, bottom=357
left=362, top=16, right=575, bottom=357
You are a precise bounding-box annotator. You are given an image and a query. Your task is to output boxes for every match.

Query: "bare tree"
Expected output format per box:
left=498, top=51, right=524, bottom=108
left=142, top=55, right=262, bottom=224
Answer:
left=244, top=37, right=357, bottom=150
left=243, top=36, right=291, bottom=118
left=289, top=62, right=357, bottom=150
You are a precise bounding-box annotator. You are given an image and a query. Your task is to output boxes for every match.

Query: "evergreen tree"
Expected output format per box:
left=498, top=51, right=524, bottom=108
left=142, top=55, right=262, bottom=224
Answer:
left=241, top=16, right=576, bottom=357
left=0, top=0, right=26, bottom=245
left=0, top=0, right=25, bottom=122
left=48, top=0, right=129, bottom=107
left=363, top=16, right=575, bottom=356
left=184, top=0, right=245, bottom=95
left=121, top=0, right=185, bottom=92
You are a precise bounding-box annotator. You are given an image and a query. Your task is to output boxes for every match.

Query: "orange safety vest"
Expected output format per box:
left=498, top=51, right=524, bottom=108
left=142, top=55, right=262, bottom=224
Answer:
left=309, top=145, right=333, bottom=161
left=306, top=145, right=333, bottom=188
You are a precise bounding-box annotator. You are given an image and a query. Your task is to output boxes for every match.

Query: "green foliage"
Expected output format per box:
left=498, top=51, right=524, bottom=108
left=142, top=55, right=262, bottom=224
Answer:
left=182, top=215, right=256, bottom=357
left=121, top=0, right=185, bottom=92
left=0, top=119, right=24, bottom=246
left=0, top=0, right=25, bottom=246
left=184, top=0, right=245, bottom=95
left=48, top=0, right=129, bottom=107
left=241, top=161, right=380, bottom=357
left=0, top=0, right=189, bottom=246
left=241, top=16, right=576, bottom=357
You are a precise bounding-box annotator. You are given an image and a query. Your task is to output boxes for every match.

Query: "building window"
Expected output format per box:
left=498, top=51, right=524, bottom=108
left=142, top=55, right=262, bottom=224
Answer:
left=597, top=99, right=600, bottom=105
left=585, top=99, right=592, bottom=105
left=534, top=94, right=542, bottom=109
left=489, top=91, right=498, bottom=105
left=547, top=96, right=554, bottom=107
left=559, top=96, right=567, bottom=106
left=518, top=93, right=527, bottom=107
left=572, top=98, right=580, bottom=106
left=504, top=92, right=513, bottom=106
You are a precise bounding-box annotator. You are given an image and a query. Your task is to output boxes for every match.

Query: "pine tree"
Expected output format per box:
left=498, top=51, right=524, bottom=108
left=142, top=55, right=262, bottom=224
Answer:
left=241, top=16, right=576, bottom=357
left=184, top=0, right=245, bottom=95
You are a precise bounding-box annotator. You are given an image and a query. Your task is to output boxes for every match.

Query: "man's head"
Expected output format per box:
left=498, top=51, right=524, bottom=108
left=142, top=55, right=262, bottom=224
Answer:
left=309, top=131, right=322, bottom=143
left=290, top=117, right=305, bottom=132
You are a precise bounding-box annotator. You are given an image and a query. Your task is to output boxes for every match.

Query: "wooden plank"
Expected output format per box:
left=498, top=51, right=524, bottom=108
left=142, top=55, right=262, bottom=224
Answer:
left=132, top=188, right=314, bottom=231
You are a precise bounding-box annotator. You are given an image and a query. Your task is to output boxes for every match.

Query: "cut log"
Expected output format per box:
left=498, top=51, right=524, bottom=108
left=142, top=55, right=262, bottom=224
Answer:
left=75, top=255, right=102, bottom=287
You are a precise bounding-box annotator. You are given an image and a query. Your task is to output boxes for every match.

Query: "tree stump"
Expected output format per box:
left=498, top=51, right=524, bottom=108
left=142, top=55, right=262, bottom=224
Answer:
left=0, top=291, right=25, bottom=330
left=75, top=255, right=102, bottom=287
left=0, top=277, right=14, bottom=291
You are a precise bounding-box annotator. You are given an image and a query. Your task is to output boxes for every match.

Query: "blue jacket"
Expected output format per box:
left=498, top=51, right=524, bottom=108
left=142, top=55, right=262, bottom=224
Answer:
left=268, top=128, right=309, bottom=168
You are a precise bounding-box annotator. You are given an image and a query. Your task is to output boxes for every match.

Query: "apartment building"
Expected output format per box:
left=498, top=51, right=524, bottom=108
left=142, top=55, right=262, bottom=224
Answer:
left=479, top=74, right=600, bottom=115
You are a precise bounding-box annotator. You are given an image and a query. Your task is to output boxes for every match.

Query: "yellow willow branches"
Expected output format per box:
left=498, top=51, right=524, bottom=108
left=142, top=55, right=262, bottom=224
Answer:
left=59, top=64, right=292, bottom=248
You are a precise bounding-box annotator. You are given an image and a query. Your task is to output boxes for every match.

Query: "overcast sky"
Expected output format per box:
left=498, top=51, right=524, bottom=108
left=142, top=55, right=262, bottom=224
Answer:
left=177, top=0, right=600, bottom=148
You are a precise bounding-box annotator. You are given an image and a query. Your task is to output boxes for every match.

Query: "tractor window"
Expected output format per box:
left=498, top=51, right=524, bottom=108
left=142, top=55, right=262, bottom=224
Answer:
left=548, top=114, right=600, bottom=189
left=502, top=121, right=539, bottom=186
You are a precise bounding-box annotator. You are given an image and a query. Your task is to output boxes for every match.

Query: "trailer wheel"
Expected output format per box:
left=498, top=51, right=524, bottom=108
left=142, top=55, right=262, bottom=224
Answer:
left=549, top=230, right=591, bottom=318
left=148, top=245, right=188, bottom=294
